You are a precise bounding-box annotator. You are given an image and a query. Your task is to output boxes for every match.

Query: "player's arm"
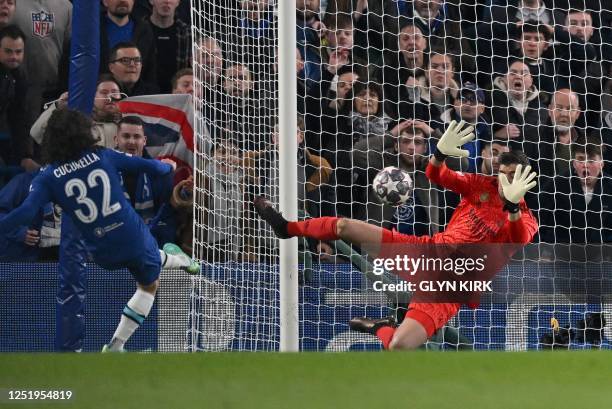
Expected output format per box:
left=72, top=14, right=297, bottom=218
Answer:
left=425, top=120, right=476, bottom=195
left=0, top=176, right=38, bottom=245
left=106, top=148, right=173, bottom=176
left=0, top=176, right=52, bottom=234
left=498, top=164, right=539, bottom=243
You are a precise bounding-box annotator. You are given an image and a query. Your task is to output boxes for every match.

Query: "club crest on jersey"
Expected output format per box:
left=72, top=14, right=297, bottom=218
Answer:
left=31, top=11, right=54, bottom=38
left=479, top=192, right=489, bottom=202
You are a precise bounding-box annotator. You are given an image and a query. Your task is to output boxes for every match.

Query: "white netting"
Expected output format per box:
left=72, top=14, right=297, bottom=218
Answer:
left=191, top=0, right=612, bottom=351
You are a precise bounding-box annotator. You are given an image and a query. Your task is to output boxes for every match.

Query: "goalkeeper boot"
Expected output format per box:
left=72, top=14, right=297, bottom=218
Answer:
left=253, top=196, right=291, bottom=239
left=162, top=243, right=200, bottom=275
left=349, top=316, right=397, bottom=335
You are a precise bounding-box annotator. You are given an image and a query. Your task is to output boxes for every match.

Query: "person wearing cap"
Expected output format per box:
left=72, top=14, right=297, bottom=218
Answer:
left=437, top=82, right=490, bottom=173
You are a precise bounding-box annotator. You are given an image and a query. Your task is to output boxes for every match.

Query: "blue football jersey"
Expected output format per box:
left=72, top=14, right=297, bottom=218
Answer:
left=0, top=148, right=172, bottom=266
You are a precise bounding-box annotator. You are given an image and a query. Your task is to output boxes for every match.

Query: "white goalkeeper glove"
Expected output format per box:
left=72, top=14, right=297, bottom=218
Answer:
left=500, top=164, right=537, bottom=213
left=434, top=120, right=475, bottom=161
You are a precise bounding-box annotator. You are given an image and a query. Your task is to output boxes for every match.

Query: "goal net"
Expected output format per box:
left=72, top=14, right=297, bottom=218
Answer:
left=190, top=0, right=612, bottom=351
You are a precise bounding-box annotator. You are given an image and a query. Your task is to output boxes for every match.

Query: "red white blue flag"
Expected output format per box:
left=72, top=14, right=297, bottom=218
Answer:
left=118, top=94, right=195, bottom=172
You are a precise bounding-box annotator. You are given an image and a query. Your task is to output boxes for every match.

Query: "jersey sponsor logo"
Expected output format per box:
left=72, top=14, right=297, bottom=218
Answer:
left=31, top=11, right=55, bottom=38
left=94, top=227, right=105, bottom=238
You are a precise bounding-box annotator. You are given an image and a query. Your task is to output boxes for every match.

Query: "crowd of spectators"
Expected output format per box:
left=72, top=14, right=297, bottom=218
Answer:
left=1, top=0, right=612, bottom=263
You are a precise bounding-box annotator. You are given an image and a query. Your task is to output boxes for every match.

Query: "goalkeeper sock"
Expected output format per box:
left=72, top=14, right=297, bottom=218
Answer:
left=375, top=326, right=396, bottom=350
left=286, top=217, right=340, bottom=241
left=108, top=289, right=155, bottom=351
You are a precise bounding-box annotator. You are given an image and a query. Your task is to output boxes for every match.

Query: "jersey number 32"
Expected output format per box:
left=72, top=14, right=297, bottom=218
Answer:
left=65, top=169, right=122, bottom=224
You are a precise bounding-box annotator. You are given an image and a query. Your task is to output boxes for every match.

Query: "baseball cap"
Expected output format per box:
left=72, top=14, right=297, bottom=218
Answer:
left=460, top=82, right=485, bottom=103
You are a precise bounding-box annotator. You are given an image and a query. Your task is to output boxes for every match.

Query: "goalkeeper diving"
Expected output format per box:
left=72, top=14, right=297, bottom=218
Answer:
left=254, top=120, right=538, bottom=350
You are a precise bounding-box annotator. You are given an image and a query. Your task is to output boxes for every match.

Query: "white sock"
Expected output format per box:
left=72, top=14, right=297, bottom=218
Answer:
left=108, top=289, right=155, bottom=351
left=159, top=249, right=190, bottom=269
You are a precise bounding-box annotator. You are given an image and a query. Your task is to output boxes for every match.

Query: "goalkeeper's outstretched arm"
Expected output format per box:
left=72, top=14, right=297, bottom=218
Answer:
left=425, top=120, right=476, bottom=195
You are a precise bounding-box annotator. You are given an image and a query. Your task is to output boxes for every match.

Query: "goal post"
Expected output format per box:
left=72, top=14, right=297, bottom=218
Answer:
left=190, top=0, right=612, bottom=352
left=277, top=0, right=300, bottom=352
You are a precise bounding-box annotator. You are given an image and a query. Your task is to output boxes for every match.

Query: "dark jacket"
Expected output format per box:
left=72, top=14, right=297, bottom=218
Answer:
left=0, top=65, right=31, bottom=164
left=100, top=13, right=158, bottom=87
left=489, top=77, right=549, bottom=153
left=539, top=170, right=612, bottom=243
left=0, top=172, right=43, bottom=261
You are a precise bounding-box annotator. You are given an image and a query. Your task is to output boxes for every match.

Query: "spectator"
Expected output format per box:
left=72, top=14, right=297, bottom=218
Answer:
left=230, top=0, right=276, bottom=81
left=320, top=13, right=366, bottom=74
left=437, top=82, right=490, bottom=173
left=490, top=59, right=548, bottom=154
left=539, top=141, right=612, bottom=245
left=14, top=0, right=71, bottom=126
left=305, top=60, right=358, bottom=146
left=296, top=0, right=325, bottom=89
left=100, top=0, right=157, bottom=86
left=0, top=171, right=59, bottom=262
left=199, top=139, right=246, bottom=261
left=114, top=115, right=176, bottom=247
left=0, top=25, right=36, bottom=174
left=132, top=0, right=190, bottom=25
left=353, top=122, right=440, bottom=233
left=0, top=0, right=15, bottom=29
left=245, top=117, right=333, bottom=218
left=31, top=74, right=124, bottom=149
left=408, top=51, right=459, bottom=129
left=504, top=22, right=555, bottom=101
left=389, top=0, right=464, bottom=55
left=194, top=36, right=224, bottom=138
left=148, top=0, right=191, bottom=93
left=108, top=42, right=159, bottom=96
left=480, top=140, right=510, bottom=176
left=382, top=21, right=427, bottom=120
left=538, top=88, right=583, bottom=184
left=551, top=9, right=602, bottom=125
left=171, top=67, right=193, bottom=95
left=490, top=0, right=553, bottom=32
left=220, top=63, right=271, bottom=151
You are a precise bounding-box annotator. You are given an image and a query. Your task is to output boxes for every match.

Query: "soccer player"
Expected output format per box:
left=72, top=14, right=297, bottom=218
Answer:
left=254, top=120, right=538, bottom=350
left=0, top=109, right=199, bottom=352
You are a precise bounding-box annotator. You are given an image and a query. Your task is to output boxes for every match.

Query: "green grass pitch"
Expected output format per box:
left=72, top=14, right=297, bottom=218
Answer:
left=0, top=352, right=610, bottom=409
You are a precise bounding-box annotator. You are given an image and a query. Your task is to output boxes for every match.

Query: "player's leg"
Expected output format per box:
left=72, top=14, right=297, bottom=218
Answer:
left=387, top=317, right=429, bottom=350
left=350, top=303, right=461, bottom=350
left=160, top=243, right=200, bottom=274
left=253, top=196, right=384, bottom=247
left=389, top=303, right=462, bottom=350
left=104, top=279, right=159, bottom=352
left=103, top=235, right=163, bottom=352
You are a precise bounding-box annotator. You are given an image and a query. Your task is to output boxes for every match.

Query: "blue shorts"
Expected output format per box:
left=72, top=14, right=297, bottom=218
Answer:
left=94, top=232, right=161, bottom=286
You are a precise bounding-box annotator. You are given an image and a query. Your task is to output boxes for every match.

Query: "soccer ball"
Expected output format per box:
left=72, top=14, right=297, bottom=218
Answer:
left=372, top=166, right=413, bottom=206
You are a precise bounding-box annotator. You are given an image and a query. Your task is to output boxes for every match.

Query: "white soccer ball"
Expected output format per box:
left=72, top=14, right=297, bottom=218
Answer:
left=372, top=166, right=414, bottom=206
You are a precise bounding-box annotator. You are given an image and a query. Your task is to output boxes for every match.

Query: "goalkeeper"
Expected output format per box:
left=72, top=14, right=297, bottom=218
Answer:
left=254, top=120, right=538, bottom=350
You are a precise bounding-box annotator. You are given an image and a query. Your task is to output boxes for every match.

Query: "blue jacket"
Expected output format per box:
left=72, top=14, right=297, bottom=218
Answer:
left=118, top=159, right=176, bottom=247
left=0, top=172, right=45, bottom=261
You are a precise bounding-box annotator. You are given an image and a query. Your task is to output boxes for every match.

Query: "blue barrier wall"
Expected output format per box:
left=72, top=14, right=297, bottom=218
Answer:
left=1, top=263, right=610, bottom=351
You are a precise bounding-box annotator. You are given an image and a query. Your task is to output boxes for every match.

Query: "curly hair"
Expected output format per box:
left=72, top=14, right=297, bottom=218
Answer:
left=41, top=108, right=101, bottom=164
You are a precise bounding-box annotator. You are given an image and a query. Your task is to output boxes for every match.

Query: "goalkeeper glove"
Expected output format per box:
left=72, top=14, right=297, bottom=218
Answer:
left=500, top=164, right=537, bottom=213
left=434, top=120, right=475, bottom=162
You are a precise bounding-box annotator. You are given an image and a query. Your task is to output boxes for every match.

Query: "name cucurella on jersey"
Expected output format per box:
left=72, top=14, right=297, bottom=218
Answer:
left=53, top=152, right=101, bottom=178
